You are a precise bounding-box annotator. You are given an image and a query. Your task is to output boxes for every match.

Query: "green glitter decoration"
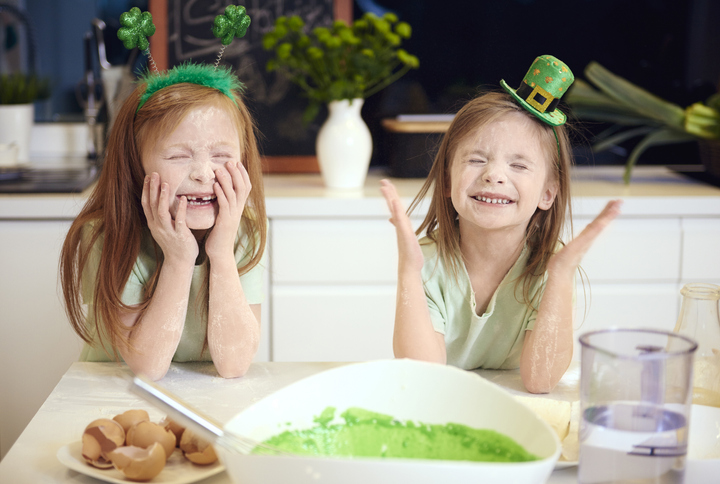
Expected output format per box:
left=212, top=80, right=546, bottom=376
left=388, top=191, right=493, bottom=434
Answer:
left=212, top=5, right=251, bottom=45
left=117, top=7, right=156, bottom=51
left=137, top=63, right=244, bottom=112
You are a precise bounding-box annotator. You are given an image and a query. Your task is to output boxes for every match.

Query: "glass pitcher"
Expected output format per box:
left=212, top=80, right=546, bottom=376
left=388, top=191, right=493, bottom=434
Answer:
left=673, top=283, right=720, bottom=407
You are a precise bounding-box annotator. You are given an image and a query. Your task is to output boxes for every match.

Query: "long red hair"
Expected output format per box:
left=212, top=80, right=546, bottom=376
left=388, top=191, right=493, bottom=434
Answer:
left=60, top=82, right=266, bottom=356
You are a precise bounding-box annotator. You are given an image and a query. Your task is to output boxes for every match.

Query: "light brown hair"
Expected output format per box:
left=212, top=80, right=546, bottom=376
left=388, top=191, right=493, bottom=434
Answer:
left=409, top=90, right=573, bottom=303
left=60, top=82, right=267, bottom=357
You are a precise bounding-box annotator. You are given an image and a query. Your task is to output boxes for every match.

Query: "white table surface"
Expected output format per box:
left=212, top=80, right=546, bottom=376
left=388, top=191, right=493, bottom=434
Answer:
left=0, top=361, right=585, bottom=484
left=2, top=361, right=717, bottom=484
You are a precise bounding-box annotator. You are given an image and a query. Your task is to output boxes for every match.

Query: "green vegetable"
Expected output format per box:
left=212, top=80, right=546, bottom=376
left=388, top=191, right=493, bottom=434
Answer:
left=566, top=62, right=719, bottom=184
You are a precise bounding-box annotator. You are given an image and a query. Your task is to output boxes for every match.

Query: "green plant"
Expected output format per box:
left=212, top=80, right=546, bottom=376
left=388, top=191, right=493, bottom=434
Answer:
left=0, top=73, right=51, bottom=105
left=566, top=61, right=720, bottom=184
left=263, top=12, right=419, bottom=122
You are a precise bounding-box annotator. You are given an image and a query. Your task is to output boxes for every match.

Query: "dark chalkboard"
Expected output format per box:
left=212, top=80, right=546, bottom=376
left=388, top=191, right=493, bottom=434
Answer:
left=165, top=0, right=340, bottom=158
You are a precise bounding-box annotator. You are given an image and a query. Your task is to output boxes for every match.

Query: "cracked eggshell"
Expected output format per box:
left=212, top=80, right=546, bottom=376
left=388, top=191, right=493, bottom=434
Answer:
left=82, top=418, right=126, bottom=468
left=109, top=442, right=166, bottom=481
left=113, top=409, right=150, bottom=435
left=160, top=416, right=185, bottom=446
left=126, top=420, right=176, bottom=460
left=179, top=429, right=218, bottom=464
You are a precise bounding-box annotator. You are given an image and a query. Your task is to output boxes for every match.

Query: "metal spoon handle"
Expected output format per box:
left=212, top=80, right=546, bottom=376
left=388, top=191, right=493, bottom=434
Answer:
left=130, top=375, right=224, bottom=445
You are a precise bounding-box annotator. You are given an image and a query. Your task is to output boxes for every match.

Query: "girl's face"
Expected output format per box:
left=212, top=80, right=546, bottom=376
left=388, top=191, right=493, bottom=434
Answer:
left=141, top=105, right=242, bottom=231
left=448, top=112, right=557, bottom=238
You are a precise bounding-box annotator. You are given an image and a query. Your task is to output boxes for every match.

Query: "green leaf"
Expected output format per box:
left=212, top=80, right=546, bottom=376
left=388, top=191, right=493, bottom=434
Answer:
left=592, top=126, right=656, bottom=153
left=585, top=62, right=685, bottom=127
left=623, top=128, right=696, bottom=184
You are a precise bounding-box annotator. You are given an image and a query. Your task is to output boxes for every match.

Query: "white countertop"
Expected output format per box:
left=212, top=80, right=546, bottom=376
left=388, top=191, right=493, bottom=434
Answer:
left=0, top=361, right=580, bottom=484
left=1, top=361, right=717, bottom=484
left=2, top=165, right=720, bottom=220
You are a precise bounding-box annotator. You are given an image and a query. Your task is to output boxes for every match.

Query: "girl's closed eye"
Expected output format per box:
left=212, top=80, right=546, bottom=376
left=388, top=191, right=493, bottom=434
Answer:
left=212, top=151, right=234, bottom=160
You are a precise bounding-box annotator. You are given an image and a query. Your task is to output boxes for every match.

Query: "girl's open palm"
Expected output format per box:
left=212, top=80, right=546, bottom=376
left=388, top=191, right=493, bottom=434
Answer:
left=142, top=173, right=198, bottom=264
left=548, top=200, right=623, bottom=275
left=380, top=180, right=424, bottom=273
left=205, top=161, right=251, bottom=259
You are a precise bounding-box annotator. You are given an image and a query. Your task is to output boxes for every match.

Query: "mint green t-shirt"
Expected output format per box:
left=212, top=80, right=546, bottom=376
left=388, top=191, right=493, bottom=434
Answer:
left=421, top=237, right=547, bottom=371
left=79, top=226, right=266, bottom=362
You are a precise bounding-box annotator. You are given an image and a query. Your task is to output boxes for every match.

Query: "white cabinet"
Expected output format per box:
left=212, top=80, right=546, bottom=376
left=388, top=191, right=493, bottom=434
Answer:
left=270, top=218, right=399, bottom=361
left=681, top=218, right=720, bottom=283
left=0, top=221, right=84, bottom=459
left=270, top=212, right=718, bottom=363
left=272, top=285, right=396, bottom=361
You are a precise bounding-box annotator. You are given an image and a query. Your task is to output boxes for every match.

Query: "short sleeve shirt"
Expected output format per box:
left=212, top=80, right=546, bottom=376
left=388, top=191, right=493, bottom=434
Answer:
left=421, top=237, right=547, bottom=371
left=79, top=226, right=266, bottom=362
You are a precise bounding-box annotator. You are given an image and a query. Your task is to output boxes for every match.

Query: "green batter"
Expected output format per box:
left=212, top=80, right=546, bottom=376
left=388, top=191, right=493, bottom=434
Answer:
left=254, top=407, right=538, bottom=463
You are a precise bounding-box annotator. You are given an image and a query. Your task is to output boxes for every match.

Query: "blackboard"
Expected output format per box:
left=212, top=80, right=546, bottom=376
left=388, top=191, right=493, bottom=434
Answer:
left=165, top=0, right=340, bottom=158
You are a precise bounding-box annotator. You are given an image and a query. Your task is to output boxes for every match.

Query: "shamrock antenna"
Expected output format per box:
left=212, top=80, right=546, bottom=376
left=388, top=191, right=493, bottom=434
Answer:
left=117, top=5, right=251, bottom=75
left=117, top=7, right=158, bottom=73
left=212, top=5, right=251, bottom=69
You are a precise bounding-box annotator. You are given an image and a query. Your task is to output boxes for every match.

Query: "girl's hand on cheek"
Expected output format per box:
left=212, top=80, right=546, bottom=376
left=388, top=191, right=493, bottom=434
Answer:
left=205, top=161, right=251, bottom=259
left=548, top=199, right=623, bottom=277
left=141, top=173, right=199, bottom=264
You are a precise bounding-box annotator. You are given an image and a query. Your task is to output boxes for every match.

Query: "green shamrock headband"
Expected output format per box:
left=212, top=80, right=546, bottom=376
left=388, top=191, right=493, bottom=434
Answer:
left=117, top=5, right=251, bottom=112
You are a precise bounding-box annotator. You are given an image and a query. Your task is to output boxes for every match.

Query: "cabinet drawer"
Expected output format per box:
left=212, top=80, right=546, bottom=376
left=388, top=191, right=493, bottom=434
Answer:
left=573, top=218, right=680, bottom=282
left=272, top=285, right=395, bottom=361
left=572, top=283, right=679, bottom=360
left=271, top=219, right=399, bottom=283
left=681, top=218, right=720, bottom=281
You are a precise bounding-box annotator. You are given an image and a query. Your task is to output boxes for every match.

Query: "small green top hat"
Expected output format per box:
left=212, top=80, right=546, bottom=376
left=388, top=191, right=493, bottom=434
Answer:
left=500, top=55, right=574, bottom=126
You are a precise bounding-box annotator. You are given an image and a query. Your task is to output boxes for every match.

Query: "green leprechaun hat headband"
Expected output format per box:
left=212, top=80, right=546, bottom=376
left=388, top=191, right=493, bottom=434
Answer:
left=116, top=5, right=251, bottom=112
left=500, top=55, right=574, bottom=126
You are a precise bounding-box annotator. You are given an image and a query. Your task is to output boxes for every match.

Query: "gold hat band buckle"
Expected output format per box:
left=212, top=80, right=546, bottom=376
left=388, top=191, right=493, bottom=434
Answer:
left=526, top=84, right=554, bottom=113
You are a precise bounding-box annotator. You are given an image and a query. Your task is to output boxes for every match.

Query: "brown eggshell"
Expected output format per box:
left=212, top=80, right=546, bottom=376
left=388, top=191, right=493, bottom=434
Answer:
left=113, top=409, right=150, bottom=435
left=82, top=418, right=126, bottom=468
left=126, top=421, right=176, bottom=460
left=160, top=416, right=185, bottom=446
left=109, top=442, right=166, bottom=481
left=179, top=429, right=218, bottom=464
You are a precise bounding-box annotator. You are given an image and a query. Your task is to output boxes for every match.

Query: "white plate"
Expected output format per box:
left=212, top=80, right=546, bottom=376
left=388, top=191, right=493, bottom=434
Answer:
left=57, top=441, right=224, bottom=484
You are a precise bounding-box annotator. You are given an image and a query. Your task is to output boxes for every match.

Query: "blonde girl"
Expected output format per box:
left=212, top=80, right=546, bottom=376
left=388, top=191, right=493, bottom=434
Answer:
left=60, top=66, right=266, bottom=381
left=381, top=56, right=621, bottom=393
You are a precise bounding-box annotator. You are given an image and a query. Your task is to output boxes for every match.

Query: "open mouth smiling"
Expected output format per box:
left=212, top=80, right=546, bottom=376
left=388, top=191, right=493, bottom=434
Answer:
left=183, top=195, right=217, bottom=206
left=471, top=195, right=513, bottom=205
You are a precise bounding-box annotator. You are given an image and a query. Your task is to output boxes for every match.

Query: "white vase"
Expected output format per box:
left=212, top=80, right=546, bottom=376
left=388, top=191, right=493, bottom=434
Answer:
left=316, top=98, right=372, bottom=189
left=0, top=104, right=34, bottom=163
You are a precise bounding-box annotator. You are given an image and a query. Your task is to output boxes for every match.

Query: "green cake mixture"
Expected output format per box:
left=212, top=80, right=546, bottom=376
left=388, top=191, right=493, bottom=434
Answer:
left=254, top=407, right=539, bottom=463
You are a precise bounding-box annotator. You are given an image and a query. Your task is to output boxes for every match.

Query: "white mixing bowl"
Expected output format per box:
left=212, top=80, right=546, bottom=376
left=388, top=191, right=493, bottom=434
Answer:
left=220, top=359, right=560, bottom=484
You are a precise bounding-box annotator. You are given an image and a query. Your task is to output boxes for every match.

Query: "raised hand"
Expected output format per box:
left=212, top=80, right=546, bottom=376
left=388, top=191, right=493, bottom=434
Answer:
left=548, top=200, right=623, bottom=276
left=204, top=161, right=251, bottom=260
left=141, top=173, right=198, bottom=265
left=380, top=179, right=424, bottom=273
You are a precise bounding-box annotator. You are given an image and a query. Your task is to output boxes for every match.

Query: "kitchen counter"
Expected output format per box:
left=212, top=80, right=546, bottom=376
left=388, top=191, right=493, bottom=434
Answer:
left=0, top=361, right=583, bottom=484
left=1, top=361, right=717, bottom=484
left=3, top=165, right=720, bottom=219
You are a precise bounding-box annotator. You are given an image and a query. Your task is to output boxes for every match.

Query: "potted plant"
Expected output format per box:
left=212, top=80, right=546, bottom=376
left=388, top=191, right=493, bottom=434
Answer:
left=263, top=12, right=419, bottom=189
left=0, top=73, right=51, bottom=163
left=565, top=62, right=720, bottom=184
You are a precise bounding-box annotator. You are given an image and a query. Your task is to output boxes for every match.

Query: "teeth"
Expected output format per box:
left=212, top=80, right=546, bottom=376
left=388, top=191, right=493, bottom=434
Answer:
left=185, top=195, right=215, bottom=205
left=476, top=196, right=510, bottom=204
